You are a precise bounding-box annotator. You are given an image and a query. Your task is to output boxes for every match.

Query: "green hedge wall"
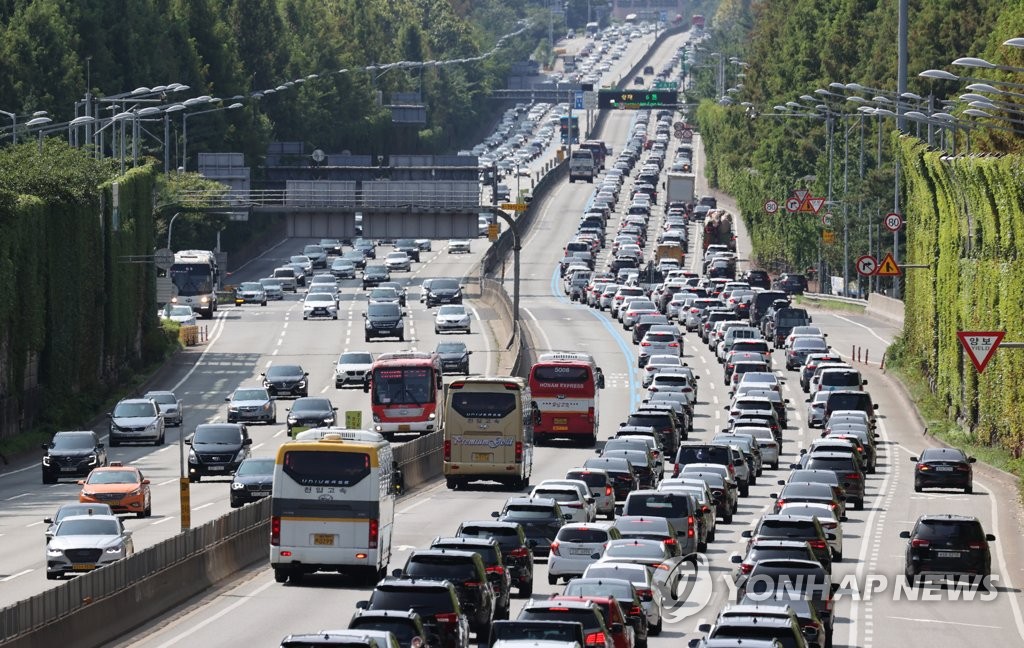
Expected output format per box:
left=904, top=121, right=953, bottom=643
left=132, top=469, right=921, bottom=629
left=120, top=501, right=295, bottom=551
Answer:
left=898, top=136, right=1024, bottom=457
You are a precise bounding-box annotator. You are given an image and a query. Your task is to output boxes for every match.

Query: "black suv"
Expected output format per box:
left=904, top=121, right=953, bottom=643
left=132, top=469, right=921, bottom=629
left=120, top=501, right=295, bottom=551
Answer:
left=775, top=273, right=808, bottom=295
left=900, top=514, right=994, bottom=586
left=436, top=341, right=472, bottom=375
left=625, top=408, right=685, bottom=454
left=491, top=497, right=569, bottom=558
left=261, top=364, right=309, bottom=398
left=396, top=549, right=494, bottom=636
left=583, top=457, right=640, bottom=502
left=801, top=451, right=865, bottom=510
left=743, top=269, right=772, bottom=290
left=673, top=442, right=737, bottom=479
left=912, top=447, right=976, bottom=493
left=425, top=279, right=463, bottom=307
left=41, top=431, right=107, bottom=483
left=431, top=536, right=511, bottom=620
left=186, top=423, right=251, bottom=482
left=750, top=290, right=790, bottom=326
left=742, top=514, right=833, bottom=573
left=286, top=397, right=337, bottom=436
left=769, top=307, right=812, bottom=348
left=358, top=578, right=470, bottom=648
left=456, top=520, right=536, bottom=597
left=349, top=609, right=430, bottom=648
left=394, top=239, right=422, bottom=263
left=364, top=303, right=406, bottom=342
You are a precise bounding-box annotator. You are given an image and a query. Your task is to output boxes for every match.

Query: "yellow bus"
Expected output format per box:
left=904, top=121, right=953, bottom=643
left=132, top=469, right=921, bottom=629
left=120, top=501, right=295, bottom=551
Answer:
left=443, top=376, right=534, bottom=490
left=270, top=430, right=395, bottom=584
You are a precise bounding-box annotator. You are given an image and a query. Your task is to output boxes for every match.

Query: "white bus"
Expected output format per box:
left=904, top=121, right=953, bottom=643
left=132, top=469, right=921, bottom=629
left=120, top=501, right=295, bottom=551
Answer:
left=169, top=249, right=219, bottom=319
left=270, top=430, right=396, bottom=584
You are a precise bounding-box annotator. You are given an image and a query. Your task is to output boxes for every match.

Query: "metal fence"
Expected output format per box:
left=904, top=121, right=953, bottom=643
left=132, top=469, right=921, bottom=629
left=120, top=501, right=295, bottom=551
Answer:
left=0, top=498, right=269, bottom=643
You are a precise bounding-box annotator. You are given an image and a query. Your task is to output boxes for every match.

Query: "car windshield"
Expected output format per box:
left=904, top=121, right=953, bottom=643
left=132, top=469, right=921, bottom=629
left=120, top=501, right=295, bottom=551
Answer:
left=87, top=470, right=138, bottom=485
left=406, top=556, right=478, bottom=580
left=438, top=306, right=466, bottom=315
left=432, top=280, right=459, bottom=290
left=606, top=541, right=665, bottom=559
left=533, top=490, right=578, bottom=503
left=55, top=519, right=119, bottom=536
left=436, top=343, right=467, bottom=354
left=290, top=256, right=310, bottom=264
left=584, top=565, right=646, bottom=584
left=50, top=434, right=95, bottom=450
left=234, top=389, right=269, bottom=401
left=518, top=609, right=598, bottom=628
left=261, top=279, right=283, bottom=288
left=503, top=505, right=556, bottom=520
left=292, top=399, right=332, bottom=413
left=235, top=458, right=275, bottom=476
left=565, top=580, right=633, bottom=600
left=240, top=282, right=262, bottom=291
left=113, top=402, right=154, bottom=418
left=194, top=426, right=242, bottom=444
left=306, top=294, right=333, bottom=302
left=266, top=366, right=302, bottom=378
left=168, top=306, right=193, bottom=318
left=146, top=393, right=176, bottom=405
left=340, top=353, right=373, bottom=364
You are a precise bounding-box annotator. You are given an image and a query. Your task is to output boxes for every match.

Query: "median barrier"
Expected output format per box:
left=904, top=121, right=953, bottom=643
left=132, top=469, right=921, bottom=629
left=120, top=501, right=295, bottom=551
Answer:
left=865, top=293, right=905, bottom=327
left=392, top=431, right=443, bottom=493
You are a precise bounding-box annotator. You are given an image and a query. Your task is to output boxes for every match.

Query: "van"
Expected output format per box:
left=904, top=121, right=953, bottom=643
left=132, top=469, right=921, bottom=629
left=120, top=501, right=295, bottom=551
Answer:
left=569, top=149, right=596, bottom=183
left=817, top=368, right=867, bottom=393
left=272, top=267, right=299, bottom=292
left=621, top=489, right=699, bottom=555
left=443, top=377, right=533, bottom=490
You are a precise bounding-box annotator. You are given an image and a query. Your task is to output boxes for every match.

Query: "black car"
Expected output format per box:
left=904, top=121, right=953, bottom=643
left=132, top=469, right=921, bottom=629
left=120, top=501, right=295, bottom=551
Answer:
left=343, top=249, right=368, bottom=270
left=800, top=452, right=865, bottom=510
left=358, top=578, right=470, bottom=648
left=349, top=609, right=430, bottom=648
left=742, top=515, right=833, bottom=573
left=736, top=558, right=835, bottom=630
left=750, top=290, right=790, bottom=326
left=363, top=265, right=391, bottom=289
left=775, top=273, right=808, bottom=295
left=456, top=520, right=535, bottom=597
left=286, top=397, right=337, bottom=436
left=743, top=270, right=772, bottom=290
left=262, top=364, right=309, bottom=398
left=380, top=281, right=408, bottom=306
left=900, top=514, right=994, bottom=586
left=491, top=497, right=569, bottom=558
left=625, top=408, right=685, bottom=453
left=431, top=536, right=511, bottom=620
left=770, top=307, right=812, bottom=348
left=229, top=457, right=274, bottom=507
left=354, top=239, right=377, bottom=259
left=395, top=549, right=494, bottom=635
left=186, top=423, right=251, bottom=482
left=394, top=239, right=422, bottom=263
left=436, top=341, right=472, bottom=375
left=583, top=457, right=640, bottom=502
left=41, top=431, right=107, bottom=484
left=912, top=447, right=975, bottom=493
left=426, top=279, right=463, bottom=307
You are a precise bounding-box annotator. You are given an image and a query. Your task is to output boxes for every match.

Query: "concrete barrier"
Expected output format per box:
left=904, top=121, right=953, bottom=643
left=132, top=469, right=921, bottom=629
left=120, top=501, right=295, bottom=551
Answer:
left=393, top=431, right=443, bottom=493
left=866, top=293, right=905, bottom=327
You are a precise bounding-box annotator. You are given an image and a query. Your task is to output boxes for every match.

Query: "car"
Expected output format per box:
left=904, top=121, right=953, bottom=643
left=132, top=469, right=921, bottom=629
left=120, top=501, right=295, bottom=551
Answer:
left=262, top=364, right=310, bottom=398
left=286, top=397, right=338, bottom=436
left=911, top=447, right=975, bottom=493
left=394, top=549, right=494, bottom=636
left=562, top=579, right=650, bottom=648
left=693, top=610, right=807, bottom=648
left=436, top=341, right=472, bottom=375
left=565, top=468, right=617, bottom=520
left=41, top=431, right=107, bottom=484
left=108, top=397, right=165, bottom=446
left=393, top=239, right=422, bottom=262
left=379, top=282, right=409, bottom=306
left=233, top=281, right=268, bottom=307
left=448, top=239, right=472, bottom=254
left=731, top=539, right=823, bottom=577
left=800, top=452, right=865, bottom=510
left=229, top=457, right=275, bottom=507
left=309, top=273, right=340, bottom=293
left=186, top=423, right=251, bottom=482
left=581, top=562, right=663, bottom=636
left=78, top=462, right=152, bottom=518
left=225, top=386, right=277, bottom=424
left=455, top=520, right=536, bottom=597
left=348, top=610, right=430, bottom=648
left=144, top=390, right=184, bottom=427
left=290, top=254, right=314, bottom=275
left=548, top=522, right=620, bottom=584
left=364, top=302, right=406, bottom=341
left=303, top=291, right=339, bottom=320
left=805, top=391, right=831, bottom=428
left=161, top=304, right=198, bottom=326
left=516, top=599, right=618, bottom=648
left=357, top=578, right=471, bottom=648
left=429, top=536, right=512, bottom=621
left=331, top=258, right=358, bottom=279
left=900, top=514, right=994, bottom=586
left=547, top=595, right=637, bottom=648
left=363, top=265, right=392, bottom=289
left=272, top=266, right=300, bottom=291
left=425, top=279, right=464, bottom=307
left=530, top=484, right=597, bottom=523
left=335, top=351, right=374, bottom=388
left=415, top=239, right=433, bottom=251
left=259, top=277, right=286, bottom=300
left=778, top=502, right=844, bottom=562
left=45, top=513, right=134, bottom=580
left=491, top=496, right=570, bottom=558
left=741, top=515, right=832, bottom=573
left=368, top=287, right=403, bottom=305
left=319, top=238, right=343, bottom=256
left=385, top=251, right=412, bottom=272
left=343, top=250, right=368, bottom=270
left=736, top=558, right=835, bottom=632
left=435, top=305, right=473, bottom=334
left=354, top=239, right=378, bottom=260
left=43, top=503, right=114, bottom=543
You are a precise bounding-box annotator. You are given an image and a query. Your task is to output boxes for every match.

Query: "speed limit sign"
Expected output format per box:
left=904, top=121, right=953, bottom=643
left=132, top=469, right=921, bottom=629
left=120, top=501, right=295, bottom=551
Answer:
left=884, top=212, right=904, bottom=232
left=764, top=199, right=779, bottom=214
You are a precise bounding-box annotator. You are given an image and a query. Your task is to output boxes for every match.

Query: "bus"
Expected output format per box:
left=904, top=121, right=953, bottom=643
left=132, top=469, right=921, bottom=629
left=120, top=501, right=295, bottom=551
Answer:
left=529, top=352, right=605, bottom=447
left=363, top=351, right=444, bottom=439
left=559, top=115, right=580, bottom=145
left=168, top=250, right=219, bottom=319
left=691, top=14, right=706, bottom=29
left=443, top=377, right=534, bottom=491
left=270, top=430, right=396, bottom=584
left=585, top=21, right=600, bottom=37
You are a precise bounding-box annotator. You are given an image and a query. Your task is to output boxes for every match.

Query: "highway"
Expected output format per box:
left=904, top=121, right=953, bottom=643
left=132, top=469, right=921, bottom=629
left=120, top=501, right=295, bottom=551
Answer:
left=4, top=24, right=1024, bottom=648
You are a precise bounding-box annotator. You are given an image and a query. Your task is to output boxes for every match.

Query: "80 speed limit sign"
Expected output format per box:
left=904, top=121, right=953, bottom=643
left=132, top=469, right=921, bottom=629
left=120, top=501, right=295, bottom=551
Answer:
left=884, top=212, right=904, bottom=232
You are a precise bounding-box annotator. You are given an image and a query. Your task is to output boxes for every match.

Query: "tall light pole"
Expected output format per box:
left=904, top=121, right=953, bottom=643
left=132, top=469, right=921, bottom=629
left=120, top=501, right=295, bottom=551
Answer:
left=163, top=104, right=186, bottom=173
left=181, top=102, right=243, bottom=172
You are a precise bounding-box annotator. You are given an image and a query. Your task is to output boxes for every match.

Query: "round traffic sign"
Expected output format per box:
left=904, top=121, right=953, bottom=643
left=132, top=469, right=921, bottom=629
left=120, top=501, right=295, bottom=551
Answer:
left=785, top=197, right=801, bottom=213
left=856, top=254, right=878, bottom=277
left=673, top=121, right=685, bottom=130
left=884, top=212, right=904, bottom=232
left=681, top=129, right=693, bottom=138
left=153, top=247, right=174, bottom=270
left=821, top=212, right=833, bottom=228
left=764, top=199, right=779, bottom=214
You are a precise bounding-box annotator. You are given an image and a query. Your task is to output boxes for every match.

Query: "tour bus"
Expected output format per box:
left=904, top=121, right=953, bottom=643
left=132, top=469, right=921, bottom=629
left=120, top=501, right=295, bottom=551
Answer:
left=442, top=377, right=534, bottom=490
left=168, top=250, right=219, bottom=319
left=363, top=352, right=444, bottom=439
left=529, top=352, right=606, bottom=447
left=585, top=21, right=600, bottom=37
left=270, top=430, right=396, bottom=585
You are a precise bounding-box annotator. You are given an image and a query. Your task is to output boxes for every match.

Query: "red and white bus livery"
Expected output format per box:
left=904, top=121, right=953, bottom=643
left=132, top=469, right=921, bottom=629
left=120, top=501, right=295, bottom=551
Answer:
left=528, top=352, right=605, bottom=447
left=364, top=352, right=443, bottom=438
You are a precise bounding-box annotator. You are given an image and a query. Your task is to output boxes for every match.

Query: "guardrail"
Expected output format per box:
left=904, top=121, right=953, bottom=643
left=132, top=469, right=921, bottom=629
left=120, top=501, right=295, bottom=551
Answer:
left=177, top=187, right=484, bottom=210
left=801, top=292, right=868, bottom=306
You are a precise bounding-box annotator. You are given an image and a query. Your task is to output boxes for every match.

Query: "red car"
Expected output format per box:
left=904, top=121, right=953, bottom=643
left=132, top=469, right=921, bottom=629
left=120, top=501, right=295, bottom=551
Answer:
left=549, top=596, right=636, bottom=648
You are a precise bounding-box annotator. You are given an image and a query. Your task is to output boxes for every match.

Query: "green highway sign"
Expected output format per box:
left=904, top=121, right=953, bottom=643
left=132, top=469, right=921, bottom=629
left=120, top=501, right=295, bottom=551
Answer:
left=654, top=81, right=679, bottom=90
left=598, top=89, right=678, bottom=109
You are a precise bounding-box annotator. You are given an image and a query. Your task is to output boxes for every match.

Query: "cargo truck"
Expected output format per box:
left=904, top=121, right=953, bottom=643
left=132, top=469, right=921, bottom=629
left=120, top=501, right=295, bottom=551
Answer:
left=666, top=172, right=696, bottom=208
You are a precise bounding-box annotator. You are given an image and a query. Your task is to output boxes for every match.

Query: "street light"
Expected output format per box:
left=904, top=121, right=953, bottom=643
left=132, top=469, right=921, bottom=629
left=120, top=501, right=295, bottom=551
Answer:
left=181, top=102, right=243, bottom=171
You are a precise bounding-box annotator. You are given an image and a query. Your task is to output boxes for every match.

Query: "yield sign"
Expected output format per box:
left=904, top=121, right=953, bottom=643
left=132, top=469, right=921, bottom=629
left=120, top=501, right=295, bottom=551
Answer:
left=806, top=197, right=826, bottom=214
left=791, top=189, right=809, bottom=203
left=875, top=252, right=901, bottom=276
left=957, top=331, right=1005, bottom=373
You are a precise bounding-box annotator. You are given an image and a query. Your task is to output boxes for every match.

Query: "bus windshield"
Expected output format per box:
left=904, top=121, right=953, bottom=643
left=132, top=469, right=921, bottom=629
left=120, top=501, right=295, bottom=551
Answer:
left=282, top=450, right=370, bottom=487
left=451, top=392, right=516, bottom=419
left=169, top=263, right=214, bottom=296
left=372, top=367, right=435, bottom=406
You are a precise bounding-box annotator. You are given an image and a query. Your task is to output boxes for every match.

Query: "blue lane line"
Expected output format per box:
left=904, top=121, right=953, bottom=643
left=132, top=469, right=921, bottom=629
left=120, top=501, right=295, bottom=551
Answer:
left=549, top=265, right=640, bottom=413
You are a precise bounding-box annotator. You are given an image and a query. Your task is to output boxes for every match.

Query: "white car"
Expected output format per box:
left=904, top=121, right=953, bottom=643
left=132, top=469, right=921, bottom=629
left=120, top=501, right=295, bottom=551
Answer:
left=806, top=390, right=831, bottom=427
left=448, top=239, right=472, bottom=254
left=384, top=251, right=412, bottom=272
left=733, top=426, right=780, bottom=469
left=143, top=390, right=183, bottom=427
left=162, top=305, right=197, bottom=326
left=434, top=305, right=472, bottom=334
left=45, top=514, right=134, bottom=579
left=334, top=351, right=373, bottom=389
left=534, top=479, right=598, bottom=520
left=547, top=522, right=619, bottom=584
left=529, top=485, right=595, bottom=523
left=582, top=561, right=664, bottom=633
left=308, top=274, right=339, bottom=293
left=647, top=370, right=698, bottom=405
left=302, top=292, right=338, bottom=320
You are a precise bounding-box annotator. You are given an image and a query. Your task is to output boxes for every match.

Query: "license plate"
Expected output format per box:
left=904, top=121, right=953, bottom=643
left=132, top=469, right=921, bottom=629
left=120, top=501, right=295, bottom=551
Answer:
left=208, top=465, right=225, bottom=471
left=553, top=425, right=568, bottom=431
left=251, top=490, right=270, bottom=496
left=935, top=466, right=954, bottom=472
left=554, top=418, right=567, bottom=425
left=472, top=453, right=492, bottom=462
left=570, top=548, right=593, bottom=555
left=398, top=425, right=410, bottom=432
left=71, top=563, right=95, bottom=571
left=61, top=467, right=78, bottom=472
left=313, top=534, right=335, bottom=546
left=936, top=551, right=960, bottom=558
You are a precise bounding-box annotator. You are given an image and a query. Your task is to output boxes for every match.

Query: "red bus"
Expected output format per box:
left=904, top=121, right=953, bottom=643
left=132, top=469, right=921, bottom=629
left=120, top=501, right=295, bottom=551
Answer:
left=363, top=351, right=443, bottom=439
left=528, top=352, right=605, bottom=447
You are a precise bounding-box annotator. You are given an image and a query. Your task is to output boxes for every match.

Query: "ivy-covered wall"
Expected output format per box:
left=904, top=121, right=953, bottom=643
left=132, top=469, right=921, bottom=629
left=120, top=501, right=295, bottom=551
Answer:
left=898, top=136, right=1024, bottom=457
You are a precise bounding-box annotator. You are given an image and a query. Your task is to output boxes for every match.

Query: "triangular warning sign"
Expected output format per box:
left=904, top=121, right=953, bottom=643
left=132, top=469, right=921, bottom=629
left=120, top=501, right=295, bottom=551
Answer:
left=797, top=198, right=814, bottom=213
left=875, top=252, right=901, bottom=276
left=807, top=197, right=826, bottom=214
left=792, top=189, right=810, bottom=202
left=957, top=331, right=1005, bottom=372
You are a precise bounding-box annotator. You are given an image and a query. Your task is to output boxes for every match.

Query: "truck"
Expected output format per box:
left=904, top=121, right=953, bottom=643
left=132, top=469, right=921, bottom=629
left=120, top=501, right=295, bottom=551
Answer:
left=702, top=210, right=736, bottom=251
left=666, top=172, right=696, bottom=208
left=568, top=149, right=596, bottom=183
left=656, top=242, right=685, bottom=264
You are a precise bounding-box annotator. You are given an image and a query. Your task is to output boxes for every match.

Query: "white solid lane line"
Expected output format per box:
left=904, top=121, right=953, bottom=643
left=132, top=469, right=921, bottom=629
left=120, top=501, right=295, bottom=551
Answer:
left=0, top=569, right=34, bottom=582
left=150, top=580, right=276, bottom=648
